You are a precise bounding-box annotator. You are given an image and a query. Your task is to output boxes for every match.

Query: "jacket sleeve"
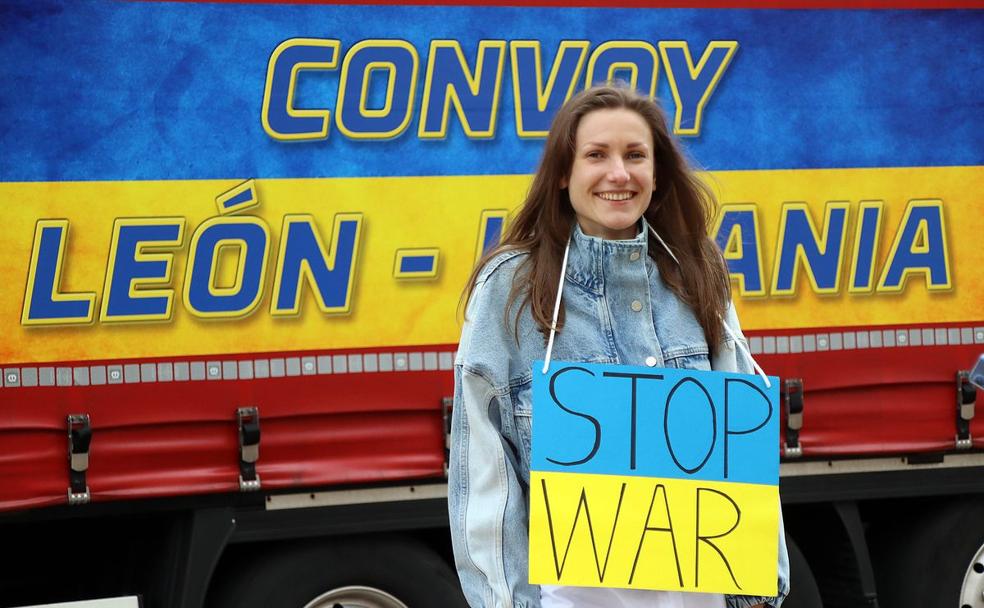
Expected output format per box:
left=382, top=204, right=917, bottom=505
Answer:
left=721, top=303, right=791, bottom=608
left=448, top=364, right=541, bottom=608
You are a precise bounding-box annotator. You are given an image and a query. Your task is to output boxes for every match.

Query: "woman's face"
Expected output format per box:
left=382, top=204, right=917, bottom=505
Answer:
left=562, top=107, right=655, bottom=240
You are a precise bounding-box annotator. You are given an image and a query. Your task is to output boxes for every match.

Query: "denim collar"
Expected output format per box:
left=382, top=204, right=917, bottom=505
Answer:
left=565, top=217, right=650, bottom=295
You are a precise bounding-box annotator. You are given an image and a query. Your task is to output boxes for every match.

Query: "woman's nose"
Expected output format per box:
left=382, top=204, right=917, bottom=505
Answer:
left=608, top=159, right=629, bottom=183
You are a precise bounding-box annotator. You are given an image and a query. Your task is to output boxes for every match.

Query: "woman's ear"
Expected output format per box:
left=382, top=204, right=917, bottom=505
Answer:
left=559, top=177, right=568, bottom=189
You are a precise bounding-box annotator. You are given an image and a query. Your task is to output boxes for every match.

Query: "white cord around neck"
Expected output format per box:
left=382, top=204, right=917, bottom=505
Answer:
left=647, top=224, right=681, bottom=266
left=721, top=320, right=771, bottom=388
left=542, top=238, right=571, bottom=374
left=541, top=224, right=770, bottom=388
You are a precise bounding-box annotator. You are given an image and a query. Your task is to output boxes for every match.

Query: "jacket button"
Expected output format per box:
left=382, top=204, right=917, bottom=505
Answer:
left=631, top=300, right=643, bottom=312
left=645, top=356, right=657, bottom=367
left=629, top=251, right=641, bottom=261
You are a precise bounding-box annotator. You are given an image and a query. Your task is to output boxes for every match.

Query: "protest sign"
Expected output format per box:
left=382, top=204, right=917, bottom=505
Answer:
left=528, top=361, right=779, bottom=596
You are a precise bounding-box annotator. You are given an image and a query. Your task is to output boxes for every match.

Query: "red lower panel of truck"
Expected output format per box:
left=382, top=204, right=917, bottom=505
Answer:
left=0, top=323, right=981, bottom=512
left=0, top=345, right=453, bottom=512
left=760, top=324, right=984, bottom=456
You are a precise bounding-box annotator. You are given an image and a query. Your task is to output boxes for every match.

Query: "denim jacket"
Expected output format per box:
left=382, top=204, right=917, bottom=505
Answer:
left=449, top=220, right=790, bottom=608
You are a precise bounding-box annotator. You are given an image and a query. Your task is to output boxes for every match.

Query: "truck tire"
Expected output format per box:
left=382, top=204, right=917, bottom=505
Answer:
left=209, top=536, right=467, bottom=608
left=873, top=498, right=984, bottom=607
left=784, top=534, right=824, bottom=608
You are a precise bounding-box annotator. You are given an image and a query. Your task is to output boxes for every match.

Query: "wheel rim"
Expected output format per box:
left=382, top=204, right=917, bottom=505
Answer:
left=303, top=585, right=409, bottom=608
left=960, top=540, right=984, bottom=608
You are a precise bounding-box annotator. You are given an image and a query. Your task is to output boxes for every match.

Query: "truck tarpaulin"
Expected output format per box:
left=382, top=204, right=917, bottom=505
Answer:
left=0, top=1, right=981, bottom=512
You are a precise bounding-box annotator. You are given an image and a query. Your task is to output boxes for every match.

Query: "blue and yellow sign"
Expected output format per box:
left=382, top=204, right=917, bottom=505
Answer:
left=529, top=361, right=779, bottom=596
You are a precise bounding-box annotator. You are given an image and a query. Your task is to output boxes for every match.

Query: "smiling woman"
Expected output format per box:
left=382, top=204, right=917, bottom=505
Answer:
left=461, top=84, right=736, bottom=352
left=449, top=83, right=789, bottom=608
left=562, top=108, right=655, bottom=241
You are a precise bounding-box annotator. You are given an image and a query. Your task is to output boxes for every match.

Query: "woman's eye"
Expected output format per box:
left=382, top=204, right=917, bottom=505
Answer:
left=587, top=151, right=604, bottom=159
left=628, top=151, right=646, bottom=160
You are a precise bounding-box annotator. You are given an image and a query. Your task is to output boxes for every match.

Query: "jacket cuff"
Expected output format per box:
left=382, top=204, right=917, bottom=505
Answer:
left=725, top=595, right=780, bottom=608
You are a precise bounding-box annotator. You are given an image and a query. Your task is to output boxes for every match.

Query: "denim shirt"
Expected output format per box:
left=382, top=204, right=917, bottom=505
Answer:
left=449, top=220, right=790, bottom=608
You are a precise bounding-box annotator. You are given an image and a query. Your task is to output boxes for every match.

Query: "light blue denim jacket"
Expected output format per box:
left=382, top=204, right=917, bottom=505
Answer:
left=449, top=220, right=790, bottom=608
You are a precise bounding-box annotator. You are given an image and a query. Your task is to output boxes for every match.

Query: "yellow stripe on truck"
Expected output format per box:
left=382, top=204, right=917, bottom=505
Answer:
left=1, top=165, right=979, bottom=364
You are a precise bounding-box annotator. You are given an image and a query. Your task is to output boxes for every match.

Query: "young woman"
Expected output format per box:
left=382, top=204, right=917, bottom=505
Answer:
left=449, top=85, right=789, bottom=608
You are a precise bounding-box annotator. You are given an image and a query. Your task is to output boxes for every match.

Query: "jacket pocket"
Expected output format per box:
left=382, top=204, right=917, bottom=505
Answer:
left=664, top=345, right=712, bottom=371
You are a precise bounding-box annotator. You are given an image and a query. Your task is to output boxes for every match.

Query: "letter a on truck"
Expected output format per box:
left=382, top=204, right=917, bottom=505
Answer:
left=0, top=2, right=982, bottom=607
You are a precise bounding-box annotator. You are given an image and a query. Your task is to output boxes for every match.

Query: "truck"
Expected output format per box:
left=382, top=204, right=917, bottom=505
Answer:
left=1, top=1, right=981, bottom=607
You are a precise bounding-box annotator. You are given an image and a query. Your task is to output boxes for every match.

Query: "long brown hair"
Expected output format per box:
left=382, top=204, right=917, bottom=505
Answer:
left=463, top=84, right=731, bottom=353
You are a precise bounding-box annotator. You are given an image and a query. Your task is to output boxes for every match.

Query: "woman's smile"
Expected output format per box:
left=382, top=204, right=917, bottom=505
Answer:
left=595, top=190, right=638, bottom=202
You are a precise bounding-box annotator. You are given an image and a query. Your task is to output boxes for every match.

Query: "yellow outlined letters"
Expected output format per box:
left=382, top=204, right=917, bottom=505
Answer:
left=100, top=218, right=185, bottom=323
left=21, top=219, right=97, bottom=326
left=658, top=41, right=738, bottom=136
left=877, top=199, right=951, bottom=293
left=215, top=179, right=260, bottom=216
left=770, top=202, right=850, bottom=297
left=270, top=213, right=363, bottom=316
left=418, top=40, right=507, bottom=139
left=336, top=40, right=419, bottom=139
left=393, top=248, right=440, bottom=279
left=510, top=40, right=590, bottom=138
left=585, top=41, right=660, bottom=98
left=261, top=38, right=340, bottom=141
left=847, top=201, right=883, bottom=294
left=713, top=204, right=766, bottom=297
left=183, top=216, right=271, bottom=319
left=476, top=209, right=509, bottom=263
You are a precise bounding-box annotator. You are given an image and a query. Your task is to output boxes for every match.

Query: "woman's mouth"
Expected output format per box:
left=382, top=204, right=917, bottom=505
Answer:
left=595, top=191, right=636, bottom=202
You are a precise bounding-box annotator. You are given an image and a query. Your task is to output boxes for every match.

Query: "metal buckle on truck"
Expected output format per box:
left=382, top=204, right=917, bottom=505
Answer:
left=783, top=379, right=804, bottom=458
left=237, top=407, right=261, bottom=491
left=67, top=414, right=92, bottom=505
left=956, top=371, right=976, bottom=450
